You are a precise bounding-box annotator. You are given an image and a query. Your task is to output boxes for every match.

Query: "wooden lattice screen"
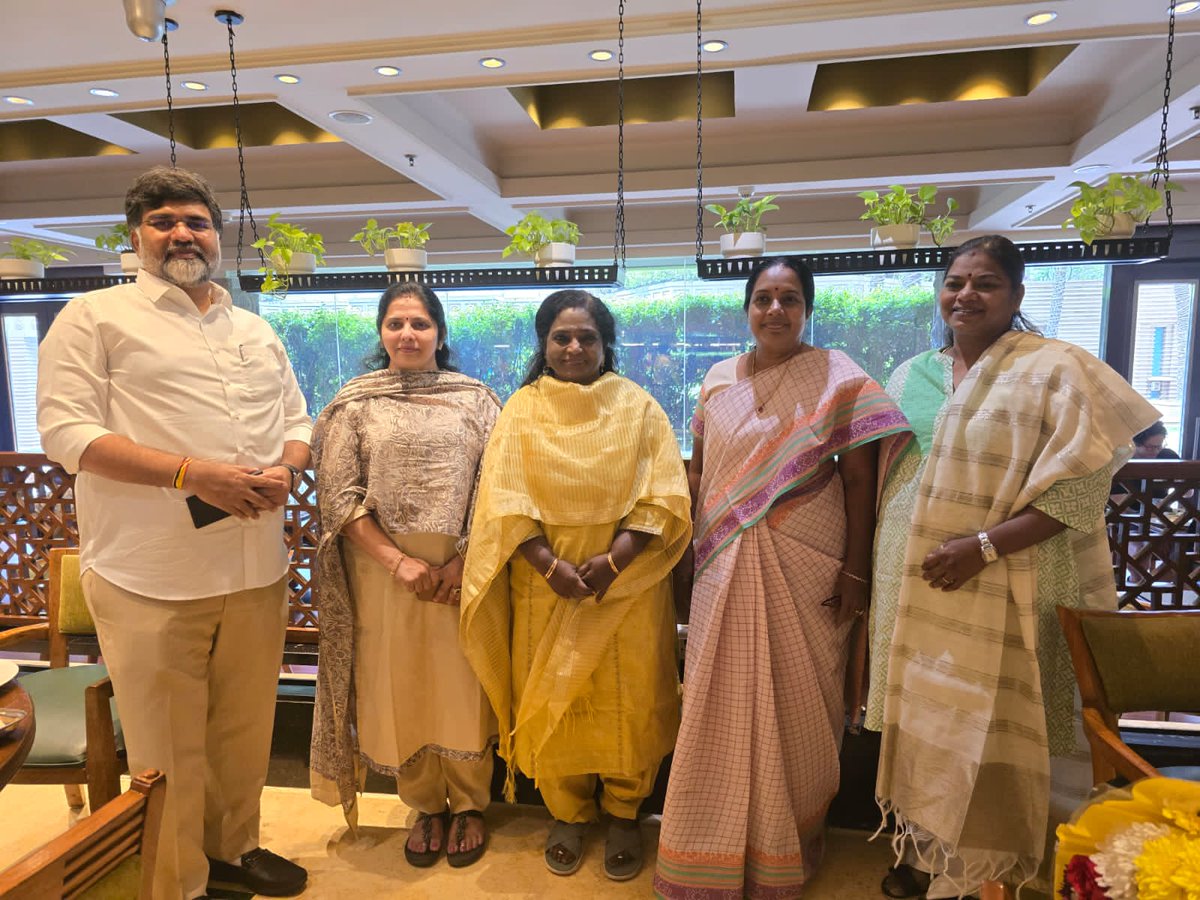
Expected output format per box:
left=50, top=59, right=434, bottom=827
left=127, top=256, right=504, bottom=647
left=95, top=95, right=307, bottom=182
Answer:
left=1107, top=460, right=1200, bottom=610
left=0, top=454, right=320, bottom=638
left=2, top=454, right=1197, bottom=630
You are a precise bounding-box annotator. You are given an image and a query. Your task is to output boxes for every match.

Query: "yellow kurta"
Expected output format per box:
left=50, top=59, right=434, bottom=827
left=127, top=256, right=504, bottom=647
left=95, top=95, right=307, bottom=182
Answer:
left=460, top=373, right=692, bottom=797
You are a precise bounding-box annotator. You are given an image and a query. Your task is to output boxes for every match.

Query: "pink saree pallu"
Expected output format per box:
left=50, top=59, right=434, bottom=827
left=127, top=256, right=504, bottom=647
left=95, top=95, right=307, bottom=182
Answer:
left=654, top=348, right=909, bottom=900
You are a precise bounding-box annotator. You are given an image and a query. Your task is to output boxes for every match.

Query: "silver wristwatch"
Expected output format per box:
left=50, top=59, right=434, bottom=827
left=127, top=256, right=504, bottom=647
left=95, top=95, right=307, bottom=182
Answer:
left=977, top=531, right=999, bottom=564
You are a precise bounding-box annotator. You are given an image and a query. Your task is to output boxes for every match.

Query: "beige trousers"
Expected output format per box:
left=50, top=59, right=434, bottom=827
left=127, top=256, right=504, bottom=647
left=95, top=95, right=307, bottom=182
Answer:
left=394, top=750, right=493, bottom=815
left=82, top=570, right=288, bottom=900
left=538, top=768, right=657, bottom=824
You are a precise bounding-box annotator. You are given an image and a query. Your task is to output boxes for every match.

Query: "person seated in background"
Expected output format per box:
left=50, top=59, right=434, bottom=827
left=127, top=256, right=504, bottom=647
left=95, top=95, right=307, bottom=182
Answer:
left=1112, top=421, right=1189, bottom=503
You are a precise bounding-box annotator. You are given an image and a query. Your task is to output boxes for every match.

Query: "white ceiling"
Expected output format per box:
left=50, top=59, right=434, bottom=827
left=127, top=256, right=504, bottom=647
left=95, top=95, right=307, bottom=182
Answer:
left=1, top=0, right=1198, bottom=269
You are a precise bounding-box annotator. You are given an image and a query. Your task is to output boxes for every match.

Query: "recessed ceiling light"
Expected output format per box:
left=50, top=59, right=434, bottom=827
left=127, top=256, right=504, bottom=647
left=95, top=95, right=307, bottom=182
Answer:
left=275, top=74, right=300, bottom=85
left=181, top=81, right=208, bottom=91
left=1073, top=163, right=1112, bottom=175
left=1178, top=1, right=1200, bottom=12
left=89, top=88, right=120, bottom=98
left=589, top=49, right=614, bottom=62
left=702, top=40, right=728, bottom=53
left=3, top=96, right=34, bottom=105
left=374, top=65, right=402, bottom=77
left=329, top=110, right=373, bottom=125
left=479, top=57, right=506, bottom=69
left=1024, top=11, right=1057, bottom=26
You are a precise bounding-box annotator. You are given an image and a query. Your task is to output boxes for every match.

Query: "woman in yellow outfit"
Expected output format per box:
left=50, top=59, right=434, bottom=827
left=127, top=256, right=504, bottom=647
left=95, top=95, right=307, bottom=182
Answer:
left=460, top=290, right=691, bottom=882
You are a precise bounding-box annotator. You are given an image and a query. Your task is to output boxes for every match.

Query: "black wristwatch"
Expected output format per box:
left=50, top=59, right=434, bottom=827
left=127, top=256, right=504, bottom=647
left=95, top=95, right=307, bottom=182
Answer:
left=281, top=463, right=301, bottom=489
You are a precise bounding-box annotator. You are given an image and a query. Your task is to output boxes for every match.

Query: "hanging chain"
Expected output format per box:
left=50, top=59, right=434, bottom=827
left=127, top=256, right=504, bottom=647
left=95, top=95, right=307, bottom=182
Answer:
left=1151, top=0, right=1176, bottom=241
left=225, top=15, right=262, bottom=274
left=161, top=32, right=177, bottom=168
left=694, top=0, right=704, bottom=262
left=612, top=0, right=627, bottom=268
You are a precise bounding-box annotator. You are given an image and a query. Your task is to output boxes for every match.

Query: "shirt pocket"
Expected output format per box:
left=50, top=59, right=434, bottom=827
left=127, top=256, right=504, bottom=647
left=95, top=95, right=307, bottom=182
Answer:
left=236, top=345, right=283, bottom=402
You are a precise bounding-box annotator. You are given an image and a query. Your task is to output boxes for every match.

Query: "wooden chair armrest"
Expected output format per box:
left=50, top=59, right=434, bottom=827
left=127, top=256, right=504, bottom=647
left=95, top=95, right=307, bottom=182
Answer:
left=0, top=622, right=48, bottom=650
left=84, top=677, right=123, bottom=809
left=1082, top=707, right=1159, bottom=783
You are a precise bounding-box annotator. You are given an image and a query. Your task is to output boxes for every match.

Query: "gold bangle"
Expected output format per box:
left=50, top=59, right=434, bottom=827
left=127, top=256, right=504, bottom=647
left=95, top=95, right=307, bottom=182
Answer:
left=840, top=569, right=870, bottom=586
left=389, top=553, right=406, bottom=579
left=543, top=557, right=559, bottom=580
left=606, top=551, right=621, bottom=575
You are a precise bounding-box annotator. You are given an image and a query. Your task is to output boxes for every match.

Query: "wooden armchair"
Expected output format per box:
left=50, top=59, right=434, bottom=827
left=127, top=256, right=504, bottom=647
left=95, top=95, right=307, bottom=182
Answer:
left=1057, top=607, right=1200, bottom=785
left=0, top=769, right=165, bottom=899
left=0, top=548, right=126, bottom=810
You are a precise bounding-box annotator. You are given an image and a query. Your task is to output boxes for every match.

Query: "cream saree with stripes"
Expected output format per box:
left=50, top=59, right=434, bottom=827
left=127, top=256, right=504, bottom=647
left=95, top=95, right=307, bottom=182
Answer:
left=876, top=331, right=1159, bottom=893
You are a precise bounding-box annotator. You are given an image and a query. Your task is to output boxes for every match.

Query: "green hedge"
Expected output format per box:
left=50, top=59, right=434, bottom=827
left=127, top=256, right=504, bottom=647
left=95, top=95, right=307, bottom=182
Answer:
left=265, top=283, right=937, bottom=432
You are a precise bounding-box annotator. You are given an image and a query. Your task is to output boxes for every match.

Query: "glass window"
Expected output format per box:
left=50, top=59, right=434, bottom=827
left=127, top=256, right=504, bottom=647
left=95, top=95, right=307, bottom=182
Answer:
left=1019, top=264, right=1107, bottom=356
left=2, top=314, right=43, bottom=452
left=1128, top=280, right=1196, bottom=454
left=260, top=264, right=940, bottom=453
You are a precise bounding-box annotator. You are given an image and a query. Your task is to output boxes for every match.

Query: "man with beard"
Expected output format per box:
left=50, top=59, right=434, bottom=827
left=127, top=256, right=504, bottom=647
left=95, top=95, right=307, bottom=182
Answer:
left=37, top=167, right=311, bottom=900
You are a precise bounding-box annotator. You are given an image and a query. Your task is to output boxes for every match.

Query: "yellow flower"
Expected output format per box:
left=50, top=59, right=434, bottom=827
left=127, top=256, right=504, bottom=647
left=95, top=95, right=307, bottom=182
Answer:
left=1163, top=801, right=1200, bottom=837
left=1134, top=831, right=1200, bottom=900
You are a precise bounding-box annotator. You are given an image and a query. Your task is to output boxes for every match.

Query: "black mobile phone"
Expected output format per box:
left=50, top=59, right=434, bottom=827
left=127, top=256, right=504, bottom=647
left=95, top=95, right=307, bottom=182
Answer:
left=186, top=494, right=231, bottom=528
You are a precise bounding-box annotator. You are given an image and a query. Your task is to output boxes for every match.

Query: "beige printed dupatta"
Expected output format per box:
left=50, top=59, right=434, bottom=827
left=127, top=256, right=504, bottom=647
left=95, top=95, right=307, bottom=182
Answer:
left=876, top=331, right=1159, bottom=890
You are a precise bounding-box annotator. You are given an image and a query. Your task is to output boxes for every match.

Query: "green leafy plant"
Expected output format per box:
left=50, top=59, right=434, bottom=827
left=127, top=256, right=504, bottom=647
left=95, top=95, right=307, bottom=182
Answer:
left=1063, top=170, right=1181, bottom=245
left=94, top=224, right=134, bottom=254
left=252, top=213, right=326, bottom=294
left=705, top=194, right=779, bottom=235
left=926, top=200, right=960, bottom=247
left=501, top=211, right=581, bottom=259
left=351, top=219, right=432, bottom=255
left=1, top=238, right=75, bottom=265
left=858, top=185, right=959, bottom=246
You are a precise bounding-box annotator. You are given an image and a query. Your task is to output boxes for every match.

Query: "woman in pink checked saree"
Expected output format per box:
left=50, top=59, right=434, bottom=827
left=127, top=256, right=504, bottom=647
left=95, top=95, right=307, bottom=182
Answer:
left=654, top=258, right=910, bottom=900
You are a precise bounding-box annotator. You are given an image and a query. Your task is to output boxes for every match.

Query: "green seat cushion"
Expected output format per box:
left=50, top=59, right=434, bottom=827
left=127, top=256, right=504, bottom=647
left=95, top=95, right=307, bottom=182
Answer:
left=77, top=856, right=141, bottom=899
left=1081, top=614, right=1200, bottom=713
left=20, top=665, right=125, bottom=767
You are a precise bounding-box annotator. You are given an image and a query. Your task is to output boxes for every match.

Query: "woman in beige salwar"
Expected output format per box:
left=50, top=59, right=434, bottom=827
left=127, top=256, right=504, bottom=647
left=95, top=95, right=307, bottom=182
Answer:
left=310, top=283, right=500, bottom=869
left=654, top=257, right=910, bottom=900
left=873, top=236, right=1159, bottom=899
left=460, top=290, right=691, bottom=882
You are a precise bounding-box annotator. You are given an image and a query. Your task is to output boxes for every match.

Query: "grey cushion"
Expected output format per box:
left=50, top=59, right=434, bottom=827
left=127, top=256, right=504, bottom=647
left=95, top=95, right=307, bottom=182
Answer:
left=20, top=665, right=125, bottom=767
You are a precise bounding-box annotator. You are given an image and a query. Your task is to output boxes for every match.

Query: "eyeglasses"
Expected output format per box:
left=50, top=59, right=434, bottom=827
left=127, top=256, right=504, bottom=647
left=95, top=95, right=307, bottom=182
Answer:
left=141, top=216, right=215, bottom=234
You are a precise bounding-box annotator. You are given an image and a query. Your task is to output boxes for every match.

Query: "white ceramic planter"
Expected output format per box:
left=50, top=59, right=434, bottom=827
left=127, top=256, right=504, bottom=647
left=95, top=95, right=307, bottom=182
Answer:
left=534, top=242, right=576, bottom=268
left=870, top=224, right=921, bottom=250
left=119, top=252, right=141, bottom=275
left=272, top=251, right=317, bottom=274
left=719, top=231, right=766, bottom=258
left=385, top=247, right=428, bottom=272
left=0, top=259, right=45, bottom=280
left=1097, top=212, right=1137, bottom=240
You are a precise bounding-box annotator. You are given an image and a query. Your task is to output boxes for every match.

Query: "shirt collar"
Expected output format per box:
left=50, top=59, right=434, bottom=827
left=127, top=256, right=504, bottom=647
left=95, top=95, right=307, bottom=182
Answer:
left=136, top=268, right=232, bottom=316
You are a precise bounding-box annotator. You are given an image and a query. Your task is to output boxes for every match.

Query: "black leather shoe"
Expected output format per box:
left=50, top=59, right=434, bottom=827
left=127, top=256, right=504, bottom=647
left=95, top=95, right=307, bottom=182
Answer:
left=207, top=848, right=307, bottom=897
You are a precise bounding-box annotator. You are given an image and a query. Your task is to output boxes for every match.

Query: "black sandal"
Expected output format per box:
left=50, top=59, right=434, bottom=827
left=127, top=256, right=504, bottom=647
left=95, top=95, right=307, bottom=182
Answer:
left=446, top=810, right=487, bottom=868
left=881, top=864, right=931, bottom=899
left=404, top=810, right=448, bottom=868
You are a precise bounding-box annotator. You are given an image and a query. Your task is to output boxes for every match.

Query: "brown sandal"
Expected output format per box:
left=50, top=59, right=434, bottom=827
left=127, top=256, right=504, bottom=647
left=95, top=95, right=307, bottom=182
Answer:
left=404, top=810, right=448, bottom=868
left=446, top=810, right=487, bottom=868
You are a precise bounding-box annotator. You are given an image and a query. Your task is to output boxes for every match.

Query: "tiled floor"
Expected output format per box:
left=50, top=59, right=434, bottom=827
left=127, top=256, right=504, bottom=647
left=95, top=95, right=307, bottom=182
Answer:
left=0, top=781, right=896, bottom=898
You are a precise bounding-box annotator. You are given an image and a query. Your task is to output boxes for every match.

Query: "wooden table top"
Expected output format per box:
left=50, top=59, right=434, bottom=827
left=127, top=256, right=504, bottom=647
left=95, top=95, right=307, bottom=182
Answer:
left=0, top=679, right=35, bottom=790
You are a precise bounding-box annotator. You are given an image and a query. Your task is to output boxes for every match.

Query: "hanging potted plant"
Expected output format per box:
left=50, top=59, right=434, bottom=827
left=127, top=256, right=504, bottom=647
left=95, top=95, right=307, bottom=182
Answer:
left=858, top=185, right=958, bottom=250
left=502, top=211, right=581, bottom=268
left=351, top=219, right=432, bottom=272
left=1062, top=170, right=1180, bottom=245
left=94, top=224, right=140, bottom=275
left=705, top=193, right=779, bottom=258
left=0, top=238, right=74, bottom=280
left=251, top=213, right=326, bottom=294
